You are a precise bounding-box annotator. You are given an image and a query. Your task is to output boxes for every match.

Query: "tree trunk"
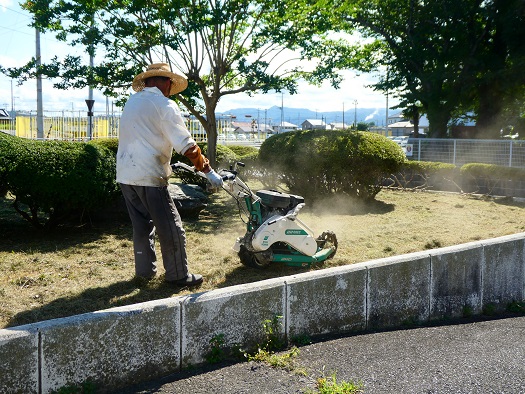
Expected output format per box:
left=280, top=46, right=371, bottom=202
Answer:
left=412, top=115, right=419, bottom=137
left=205, top=110, right=218, bottom=168
left=425, top=107, right=451, bottom=138
left=476, top=84, right=504, bottom=139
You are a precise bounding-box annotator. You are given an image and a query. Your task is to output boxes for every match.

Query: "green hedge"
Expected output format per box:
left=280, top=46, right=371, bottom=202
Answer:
left=258, top=130, right=406, bottom=200
left=0, top=133, right=23, bottom=197
left=387, top=161, right=459, bottom=190
left=0, top=133, right=119, bottom=228
left=460, top=163, right=525, bottom=179
left=89, top=138, right=119, bottom=155
left=460, top=163, right=525, bottom=195
left=171, top=143, right=238, bottom=186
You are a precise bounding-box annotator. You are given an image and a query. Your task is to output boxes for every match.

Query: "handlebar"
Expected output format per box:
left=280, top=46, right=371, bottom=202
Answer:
left=171, top=161, right=236, bottom=181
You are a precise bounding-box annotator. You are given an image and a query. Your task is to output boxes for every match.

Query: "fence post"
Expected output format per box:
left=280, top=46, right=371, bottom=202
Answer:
left=509, top=140, right=513, bottom=167
left=453, top=139, right=457, bottom=166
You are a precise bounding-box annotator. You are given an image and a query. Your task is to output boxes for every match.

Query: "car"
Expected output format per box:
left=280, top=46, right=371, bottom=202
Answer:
left=392, top=136, right=409, bottom=146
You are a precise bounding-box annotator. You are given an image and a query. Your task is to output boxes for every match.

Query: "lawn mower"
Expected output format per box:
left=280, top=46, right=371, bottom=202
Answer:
left=172, top=161, right=338, bottom=268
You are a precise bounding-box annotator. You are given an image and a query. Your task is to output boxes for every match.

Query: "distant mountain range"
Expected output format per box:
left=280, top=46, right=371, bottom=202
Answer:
left=216, top=105, right=398, bottom=127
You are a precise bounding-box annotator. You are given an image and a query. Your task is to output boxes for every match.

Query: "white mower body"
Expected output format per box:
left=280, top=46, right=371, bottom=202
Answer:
left=250, top=204, right=318, bottom=256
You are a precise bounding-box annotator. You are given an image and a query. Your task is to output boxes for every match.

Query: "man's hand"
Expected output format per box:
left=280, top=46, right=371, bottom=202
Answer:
left=205, top=169, right=223, bottom=188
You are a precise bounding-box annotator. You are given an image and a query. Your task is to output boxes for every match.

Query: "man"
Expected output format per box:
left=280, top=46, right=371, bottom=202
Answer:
left=116, top=63, right=223, bottom=287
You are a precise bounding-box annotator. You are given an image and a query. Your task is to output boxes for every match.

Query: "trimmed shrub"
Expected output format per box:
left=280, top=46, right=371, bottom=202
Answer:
left=221, top=145, right=260, bottom=179
left=460, top=163, right=525, bottom=195
left=226, top=145, right=259, bottom=160
left=0, top=132, right=23, bottom=197
left=259, top=130, right=406, bottom=200
left=2, top=135, right=119, bottom=228
left=171, top=143, right=237, bottom=186
left=387, top=161, right=459, bottom=191
left=88, top=138, right=119, bottom=155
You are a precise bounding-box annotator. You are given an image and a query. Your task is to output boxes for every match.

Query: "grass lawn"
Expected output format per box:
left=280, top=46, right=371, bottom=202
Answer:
left=1, top=182, right=524, bottom=329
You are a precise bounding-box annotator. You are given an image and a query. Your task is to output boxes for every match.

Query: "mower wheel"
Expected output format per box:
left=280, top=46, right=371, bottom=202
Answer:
left=238, top=245, right=271, bottom=269
left=316, top=231, right=338, bottom=259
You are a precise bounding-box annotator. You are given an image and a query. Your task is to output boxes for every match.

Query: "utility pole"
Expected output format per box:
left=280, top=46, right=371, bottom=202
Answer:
left=342, top=102, right=345, bottom=129
left=385, top=92, right=389, bottom=136
left=353, top=99, right=358, bottom=129
left=87, top=53, right=94, bottom=140
left=280, top=92, right=284, bottom=133
left=36, top=28, right=44, bottom=139
left=87, top=13, right=95, bottom=140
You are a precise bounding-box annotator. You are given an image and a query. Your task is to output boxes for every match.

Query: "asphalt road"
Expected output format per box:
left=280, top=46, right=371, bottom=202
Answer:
left=117, top=315, right=525, bottom=394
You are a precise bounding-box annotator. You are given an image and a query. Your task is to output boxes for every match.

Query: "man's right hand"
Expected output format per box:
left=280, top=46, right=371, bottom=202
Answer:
left=205, top=169, right=223, bottom=188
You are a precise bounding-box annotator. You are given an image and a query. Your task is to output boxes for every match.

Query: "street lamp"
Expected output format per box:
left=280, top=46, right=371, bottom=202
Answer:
left=352, top=100, right=358, bottom=129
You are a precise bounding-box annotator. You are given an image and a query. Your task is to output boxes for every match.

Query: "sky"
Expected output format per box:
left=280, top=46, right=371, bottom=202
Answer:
left=0, top=0, right=397, bottom=115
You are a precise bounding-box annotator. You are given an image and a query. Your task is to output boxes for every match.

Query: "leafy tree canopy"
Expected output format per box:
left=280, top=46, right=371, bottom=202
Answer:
left=328, top=0, right=525, bottom=138
left=3, top=0, right=359, bottom=164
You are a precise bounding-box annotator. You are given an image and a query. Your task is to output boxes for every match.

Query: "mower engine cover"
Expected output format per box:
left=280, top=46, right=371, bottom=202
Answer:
left=256, top=190, right=304, bottom=209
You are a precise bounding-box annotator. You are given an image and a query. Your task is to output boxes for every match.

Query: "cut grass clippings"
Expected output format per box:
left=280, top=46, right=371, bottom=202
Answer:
left=1, top=182, right=525, bottom=329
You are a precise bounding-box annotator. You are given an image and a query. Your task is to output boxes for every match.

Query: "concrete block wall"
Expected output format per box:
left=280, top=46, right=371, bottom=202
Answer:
left=1, top=232, right=524, bottom=393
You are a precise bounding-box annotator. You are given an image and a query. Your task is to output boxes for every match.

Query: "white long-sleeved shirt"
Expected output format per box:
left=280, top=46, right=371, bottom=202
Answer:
left=116, top=87, right=196, bottom=186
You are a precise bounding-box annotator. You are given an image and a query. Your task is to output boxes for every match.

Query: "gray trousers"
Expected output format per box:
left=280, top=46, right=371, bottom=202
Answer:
left=120, top=183, right=188, bottom=281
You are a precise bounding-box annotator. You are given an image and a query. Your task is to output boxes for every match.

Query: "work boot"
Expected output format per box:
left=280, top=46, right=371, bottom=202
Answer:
left=166, top=273, right=203, bottom=287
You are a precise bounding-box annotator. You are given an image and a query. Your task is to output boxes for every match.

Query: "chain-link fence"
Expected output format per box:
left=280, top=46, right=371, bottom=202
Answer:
left=4, top=113, right=524, bottom=169
left=406, top=138, right=525, bottom=168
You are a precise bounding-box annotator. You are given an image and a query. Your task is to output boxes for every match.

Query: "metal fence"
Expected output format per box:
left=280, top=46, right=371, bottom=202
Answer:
left=1, top=110, right=121, bottom=140
left=0, top=111, right=262, bottom=144
left=3, top=112, right=524, bottom=168
left=406, top=138, right=525, bottom=168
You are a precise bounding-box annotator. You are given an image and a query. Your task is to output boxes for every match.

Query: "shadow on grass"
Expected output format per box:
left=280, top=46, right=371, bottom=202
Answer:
left=492, top=195, right=525, bottom=208
left=7, top=277, right=203, bottom=328
left=1, top=190, right=391, bottom=327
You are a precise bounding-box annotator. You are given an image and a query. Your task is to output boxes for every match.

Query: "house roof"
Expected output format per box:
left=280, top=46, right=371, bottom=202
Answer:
left=302, top=119, right=325, bottom=126
left=389, top=121, right=414, bottom=129
left=274, top=121, right=298, bottom=128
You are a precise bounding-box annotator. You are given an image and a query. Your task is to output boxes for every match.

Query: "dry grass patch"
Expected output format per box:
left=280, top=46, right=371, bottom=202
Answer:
left=1, top=184, right=524, bottom=329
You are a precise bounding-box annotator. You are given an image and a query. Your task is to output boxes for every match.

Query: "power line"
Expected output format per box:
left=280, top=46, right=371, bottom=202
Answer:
left=0, top=4, right=32, bottom=18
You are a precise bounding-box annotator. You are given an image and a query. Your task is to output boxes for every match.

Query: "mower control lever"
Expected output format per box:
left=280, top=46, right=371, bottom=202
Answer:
left=172, top=161, right=236, bottom=182
left=171, top=162, right=206, bottom=178
left=220, top=170, right=236, bottom=181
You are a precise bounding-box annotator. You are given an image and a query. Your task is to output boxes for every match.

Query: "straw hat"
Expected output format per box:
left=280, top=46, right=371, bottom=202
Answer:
left=132, top=63, right=188, bottom=95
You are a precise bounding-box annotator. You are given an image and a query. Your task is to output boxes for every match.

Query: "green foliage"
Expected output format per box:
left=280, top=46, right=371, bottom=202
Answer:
left=460, top=163, right=525, bottom=195
left=388, top=160, right=459, bottom=190
left=206, top=334, right=227, bottom=364
left=331, top=0, right=525, bottom=137
left=507, top=301, right=525, bottom=314
left=460, top=163, right=525, bottom=180
left=0, top=135, right=119, bottom=228
left=259, top=129, right=405, bottom=200
left=171, top=143, right=237, bottom=187
left=0, top=132, right=23, bottom=196
left=10, top=0, right=353, bottom=166
left=312, top=373, right=364, bottom=394
left=261, top=314, right=285, bottom=352
left=53, top=380, right=96, bottom=394
left=88, top=138, right=119, bottom=156
left=222, top=145, right=260, bottom=179
left=225, top=145, right=259, bottom=161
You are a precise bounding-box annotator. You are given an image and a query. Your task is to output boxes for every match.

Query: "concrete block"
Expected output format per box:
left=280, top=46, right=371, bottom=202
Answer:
left=39, top=297, right=182, bottom=393
left=286, top=263, right=368, bottom=339
left=368, top=253, right=431, bottom=330
left=430, top=242, right=484, bottom=320
left=181, top=278, right=285, bottom=367
left=482, top=234, right=525, bottom=311
left=0, top=327, right=39, bottom=394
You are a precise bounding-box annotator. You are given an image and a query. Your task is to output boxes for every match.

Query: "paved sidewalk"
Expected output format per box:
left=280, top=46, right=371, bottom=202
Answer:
left=118, top=315, right=525, bottom=393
